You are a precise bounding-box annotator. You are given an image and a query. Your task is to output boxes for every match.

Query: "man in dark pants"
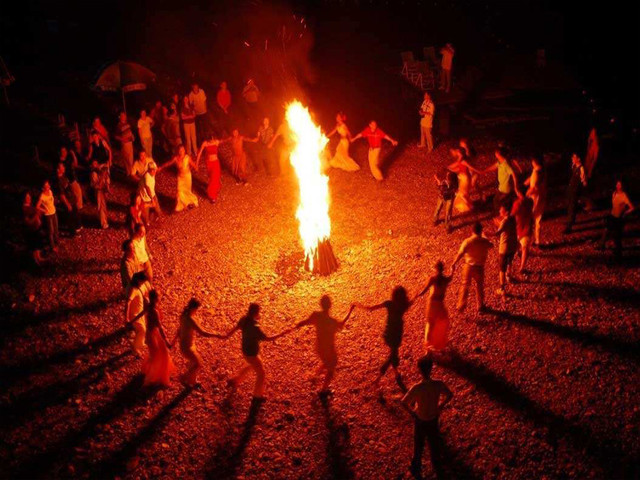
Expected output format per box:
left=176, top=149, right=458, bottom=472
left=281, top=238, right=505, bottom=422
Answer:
left=433, top=170, right=458, bottom=233
left=564, top=153, right=587, bottom=234
left=402, top=355, right=453, bottom=479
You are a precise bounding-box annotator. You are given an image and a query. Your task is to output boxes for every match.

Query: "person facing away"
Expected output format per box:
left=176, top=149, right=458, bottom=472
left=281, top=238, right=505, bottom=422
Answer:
left=355, top=287, right=412, bottom=392
left=511, top=193, right=534, bottom=273
left=223, top=303, right=288, bottom=400
left=433, top=170, right=458, bottom=232
left=120, top=239, right=142, bottom=291
left=141, top=289, right=175, bottom=387
left=171, top=298, right=223, bottom=387
left=402, top=355, right=453, bottom=479
left=296, top=296, right=355, bottom=395
left=451, top=222, right=493, bottom=313
left=125, top=271, right=152, bottom=357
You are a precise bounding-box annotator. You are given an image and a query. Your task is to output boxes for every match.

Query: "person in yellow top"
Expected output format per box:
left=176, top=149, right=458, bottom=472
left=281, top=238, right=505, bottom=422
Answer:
left=451, top=222, right=493, bottom=312
left=402, top=355, right=453, bottom=478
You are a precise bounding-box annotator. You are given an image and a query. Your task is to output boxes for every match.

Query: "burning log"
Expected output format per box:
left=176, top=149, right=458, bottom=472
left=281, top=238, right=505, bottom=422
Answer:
left=305, top=239, right=338, bottom=275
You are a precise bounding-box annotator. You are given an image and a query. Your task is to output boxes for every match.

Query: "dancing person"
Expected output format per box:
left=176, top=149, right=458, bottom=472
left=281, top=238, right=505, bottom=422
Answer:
left=452, top=222, right=493, bottom=313
left=439, top=43, right=455, bottom=93
left=23, top=191, right=44, bottom=265
left=131, top=223, right=153, bottom=280
left=90, top=161, right=110, bottom=229
left=355, top=288, right=410, bottom=392
left=296, top=296, right=356, bottom=395
left=255, top=117, right=274, bottom=175
left=414, top=261, right=453, bottom=352
left=125, top=272, right=151, bottom=356
left=418, top=93, right=435, bottom=152
left=225, top=129, right=258, bottom=184
left=131, top=150, right=151, bottom=180
left=181, top=96, right=198, bottom=157
left=483, top=148, right=521, bottom=214
left=597, top=181, right=635, bottom=258
left=327, top=112, right=360, bottom=172
left=564, top=153, right=587, bottom=234
left=524, top=156, right=546, bottom=246
left=216, top=81, right=231, bottom=114
left=196, top=135, right=222, bottom=203
left=171, top=298, right=223, bottom=387
left=189, top=83, right=208, bottom=144
left=511, top=193, right=534, bottom=273
left=448, top=147, right=480, bottom=214
left=115, top=112, right=135, bottom=175
left=120, top=239, right=142, bottom=291
left=351, top=121, right=398, bottom=181
left=402, top=355, right=453, bottom=479
left=164, top=103, right=182, bottom=154
left=137, top=110, right=154, bottom=157
left=222, top=303, right=287, bottom=400
left=138, top=162, right=162, bottom=224
left=140, top=290, right=174, bottom=387
left=459, top=138, right=481, bottom=199
left=36, top=180, right=58, bottom=251
left=433, top=171, right=458, bottom=233
left=159, top=145, right=199, bottom=211
left=88, top=131, right=112, bottom=168
left=268, top=122, right=295, bottom=176
left=127, top=192, right=144, bottom=235
left=55, top=162, right=81, bottom=234
left=493, top=205, right=518, bottom=295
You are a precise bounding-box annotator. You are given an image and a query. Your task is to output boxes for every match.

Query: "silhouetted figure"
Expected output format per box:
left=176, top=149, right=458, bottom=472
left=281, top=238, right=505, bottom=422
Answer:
left=402, top=355, right=453, bottom=479
left=452, top=222, right=493, bottom=313
left=296, top=296, right=355, bottom=395
left=597, top=180, right=634, bottom=258
left=356, top=287, right=411, bottom=392
left=564, top=153, right=587, bottom=234
left=414, top=261, right=453, bottom=352
left=433, top=171, right=458, bottom=232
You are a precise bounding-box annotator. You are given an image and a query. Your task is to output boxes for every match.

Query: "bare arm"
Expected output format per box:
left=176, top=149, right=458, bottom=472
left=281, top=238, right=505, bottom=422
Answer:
left=384, top=134, right=398, bottom=146
left=354, top=302, right=386, bottom=312
left=482, top=162, right=498, bottom=174
left=340, top=304, right=357, bottom=326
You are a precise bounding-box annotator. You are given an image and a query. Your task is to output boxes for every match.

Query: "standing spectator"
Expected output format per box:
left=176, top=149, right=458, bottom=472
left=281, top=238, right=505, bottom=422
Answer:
left=511, top=194, right=534, bottom=273
left=91, top=117, right=110, bottom=145
left=120, top=239, right=142, bottom=291
left=524, top=157, right=546, bottom=246
left=36, top=180, right=58, bottom=251
left=439, top=43, right=455, bottom=93
left=296, top=296, right=355, bottom=395
left=73, top=139, right=87, bottom=167
left=138, top=162, right=162, bottom=225
left=188, top=83, right=208, bottom=144
left=131, top=223, right=153, bottom=280
left=350, top=121, right=398, bottom=181
left=55, top=162, right=81, bottom=234
left=564, top=153, right=587, bottom=234
left=483, top=148, right=521, bottom=214
left=597, top=181, right=635, bottom=258
left=196, top=136, right=222, bottom=203
left=433, top=171, right=458, bottom=233
left=115, top=112, right=135, bottom=175
left=418, top=93, right=435, bottom=152
left=402, top=355, right=453, bottom=479
left=256, top=117, right=274, bottom=175
left=23, top=191, right=44, bottom=264
left=87, top=131, right=112, bottom=168
left=90, top=161, right=110, bottom=229
left=151, top=101, right=168, bottom=154
left=216, top=81, right=231, bottom=114
left=222, top=303, right=288, bottom=401
left=164, top=103, right=182, bottom=154
left=242, top=79, right=260, bottom=104
left=451, top=222, right=493, bottom=313
left=59, top=146, right=83, bottom=210
left=181, top=96, right=198, bottom=157
left=493, top=205, right=518, bottom=296
left=137, top=110, right=154, bottom=157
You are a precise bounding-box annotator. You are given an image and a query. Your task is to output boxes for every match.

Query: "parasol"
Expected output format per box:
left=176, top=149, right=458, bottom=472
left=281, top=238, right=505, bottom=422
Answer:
left=93, top=61, right=156, bottom=114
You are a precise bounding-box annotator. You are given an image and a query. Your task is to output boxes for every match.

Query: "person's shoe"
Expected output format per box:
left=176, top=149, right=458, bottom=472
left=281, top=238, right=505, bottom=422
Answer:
left=495, top=287, right=505, bottom=296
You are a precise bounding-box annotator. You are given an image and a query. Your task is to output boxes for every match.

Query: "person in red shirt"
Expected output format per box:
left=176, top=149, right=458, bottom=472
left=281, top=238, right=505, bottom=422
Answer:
left=216, top=81, right=231, bottom=115
left=351, top=121, right=398, bottom=181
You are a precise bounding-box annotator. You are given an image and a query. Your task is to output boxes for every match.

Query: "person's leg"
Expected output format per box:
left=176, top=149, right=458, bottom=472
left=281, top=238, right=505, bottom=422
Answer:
left=426, top=128, right=433, bottom=153
left=519, top=237, right=530, bottom=272
left=52, top=213, right=59, bottom=245
left=369, top=148, right=383, bottom=181
left=534, top=214, right=542, bottom=245
left=411, top=419, right=427, bottom=475
left=97, top=191, right=108, bottom=228
left=457, top=263, right=472, bottom=311
left=474, top=266, right=485, bottom=311
left=419, top=124, right=426, bottom=147
left=498, top=255, right=507, bottom=293
left=424, top=419, right=445, bottom=478
left=321, top=364, right=335, bottom=392
left=433, top=197, right=444, bottom=224
left=248, top=355, right=266, bottom=398
left=132, top=321, right=146, bottom=356
left=566, top=187, right=578, bottom=231
left=613, top=217, right=624, bottom=258
left=445, top=69, right=451, bottom=92
left=45, top=215, right=55, bottom=249
left=444, top=198, right=454, bottom=231
left=144, top=261, right=153, bottom=282
left=183, top=347, right=203, bottom=386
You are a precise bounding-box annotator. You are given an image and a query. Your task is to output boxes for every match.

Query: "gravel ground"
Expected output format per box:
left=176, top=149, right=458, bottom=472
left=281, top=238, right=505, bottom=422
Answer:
left=1, top=138, right=639, bottom=480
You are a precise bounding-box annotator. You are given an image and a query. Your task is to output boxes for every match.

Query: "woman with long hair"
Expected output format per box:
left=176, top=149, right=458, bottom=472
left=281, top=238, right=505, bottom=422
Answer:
left=328, top=112, right=360, bottom=172
left=524, top=156, right=546, bottom=246
left=415, top=261, right=453, bottom=352
left=160, top=145, right=199, bottom=212
left=195, top=134, right=222, bottom=203
left=140, top=290, right=174, bottom=387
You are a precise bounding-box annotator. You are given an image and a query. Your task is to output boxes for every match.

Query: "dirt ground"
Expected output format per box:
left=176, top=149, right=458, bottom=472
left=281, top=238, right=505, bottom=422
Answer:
left=1, top=137, right=639, bottom=480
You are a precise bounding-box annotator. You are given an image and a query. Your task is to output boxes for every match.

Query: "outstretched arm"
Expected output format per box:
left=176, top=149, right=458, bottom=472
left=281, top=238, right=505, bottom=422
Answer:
left=413, top=278, right=435, bottom=302
left=384, top=134, right=398, bottom=146
left=340, top=304, right=357, bottom=326
left=192, top=316, right=225, bottom=339
left=354, top=302, right=386, bottom=312
left=482, top=162, right=498, bottom=175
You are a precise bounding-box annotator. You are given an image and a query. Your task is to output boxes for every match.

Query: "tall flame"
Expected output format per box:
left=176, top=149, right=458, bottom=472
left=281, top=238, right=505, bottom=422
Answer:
left=285, top=101, right=331, bottom=271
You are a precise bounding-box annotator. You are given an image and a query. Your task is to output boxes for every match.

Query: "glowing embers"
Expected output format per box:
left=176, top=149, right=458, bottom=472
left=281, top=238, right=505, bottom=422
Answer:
left=285, top=101, right=338, bottom=275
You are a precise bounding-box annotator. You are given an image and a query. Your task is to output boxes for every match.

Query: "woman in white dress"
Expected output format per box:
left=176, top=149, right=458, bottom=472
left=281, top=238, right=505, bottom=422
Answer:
left=327, top=113, right=360, bottom=172
left=160, top=145, right=199, bottom=212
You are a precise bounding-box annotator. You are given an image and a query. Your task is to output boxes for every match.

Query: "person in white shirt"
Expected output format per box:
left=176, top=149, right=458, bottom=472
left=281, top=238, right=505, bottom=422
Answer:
left=188, top=83, right=208, bottom=144
left=439, top=43, right=455, bottom=93
left=418, top=92, right=435, bottom=152
left=131, top=150, right=152, bottom=180
left=137, top=110, right=154, bottom=157
left=597, top=180, right=635, bottom=257
left=138, top=162, right=162, bottom=224
left=131, top=224, right=153, bottom=280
